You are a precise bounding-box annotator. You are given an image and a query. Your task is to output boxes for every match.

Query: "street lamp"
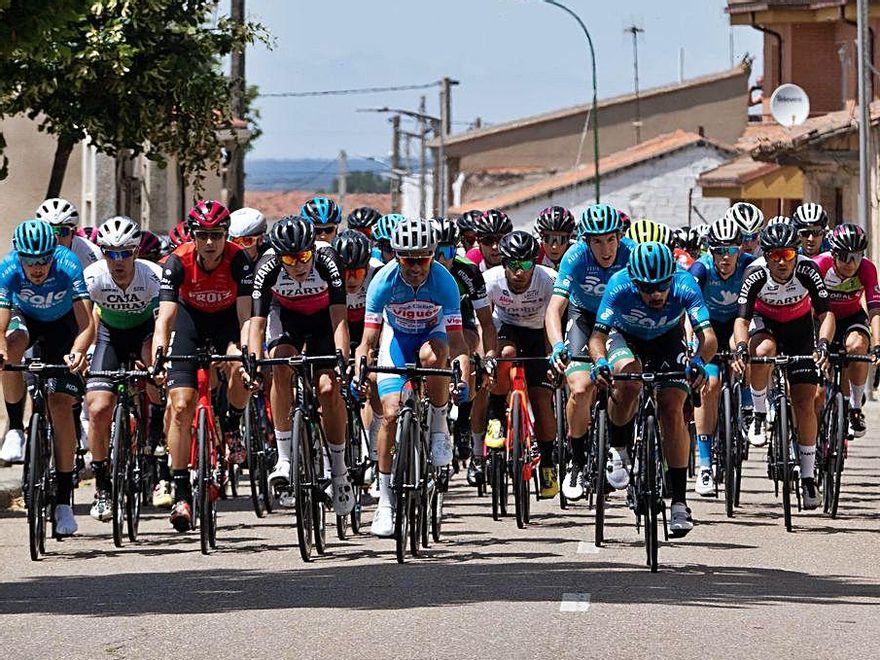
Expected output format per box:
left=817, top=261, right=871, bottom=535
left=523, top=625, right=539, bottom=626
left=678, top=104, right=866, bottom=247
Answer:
left=541, top=0, right=600, bottom=202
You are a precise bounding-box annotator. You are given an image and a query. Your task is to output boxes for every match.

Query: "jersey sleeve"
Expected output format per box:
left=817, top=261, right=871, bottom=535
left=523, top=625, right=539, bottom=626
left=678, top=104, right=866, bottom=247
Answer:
left=795, top=259, right=830, bottom=315
left=552, top=245, right=581, bottom=299
left=159, top=254, right=185, bottom=303
left=737, top=264, right=767, bottom=319
left=593, top=279, right=622, bottom=335
left=454, top=259, right=489, bottom=310
left=436, top=266, right=462, bottom=332
left=0, top=254, right=18, bottom=310
left=63, top=252, right=90, bottom=302
left=688, top=260, right=708, bottom=290
left=860, top=258, right=880, bottom=311
left=679, top=272, right=711, bottom=332
left=364, top=263, right=393, bottom=329
left=251, top=252, right=280, bottom=318
left=231, top=249, right=254, bottom=297
left=143, top=260, right=163, bottom=301
left=316, top=246, right=347, bottom=307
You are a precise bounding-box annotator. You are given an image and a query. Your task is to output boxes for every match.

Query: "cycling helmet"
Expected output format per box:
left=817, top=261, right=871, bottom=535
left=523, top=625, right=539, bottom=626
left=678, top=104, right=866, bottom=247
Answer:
left=760, top=222, right=799, bottom=251
left=301, top=196, right=342, bottom=225
left=229, top=207, right=267, bottom=238
left=725, top=202, right=764, bottom=235
left=535, top=206, right=576, bottom=235
left=578, top=204, right=622, bottom=236
left=828, top=223, right=867, bottom=254
left=499, top=230, right=539, bottom=261
left=168, top=221, right=191, bottom=248
left=35, top=198, right=79, bottom=227
left=618, top=210, right=631, bottom=233
left=474, top=209, right=513, bottom=236
left=675, top=226, right=701, bottom=252
left=391, top=217, right=436, bottom=253
left=374, top=213, right=404, bottom=242
left=766, top=215, right=792, bottom=228
left=13, top=219, right=57, bottom=256
left=332, top=230, right=372, bottom=269
left=139, top=230, right=162, bottom=261
left=347, top=207, right=382, bottom=232
left=456, top=210, right=483, bottom=234
left=187, top=200, right=230, bottom=232
left=626, top=218, right=672, bottom=246
left=707, top=217, right=741, bottom=245
left=268, top=215, right=315, bottom=255
left=792, top=202, right=828, bottom=230
left=96, top=215, right=141, bottom=250
left=628, top=241, right=676, bottom=284
left=431, top=217, right=459, bottom=245
left=77, top=226, right=99, bottom=243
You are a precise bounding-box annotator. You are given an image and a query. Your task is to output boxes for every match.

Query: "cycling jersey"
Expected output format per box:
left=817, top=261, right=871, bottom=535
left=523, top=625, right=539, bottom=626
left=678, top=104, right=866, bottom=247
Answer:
left=70, top=235, right=102, bottom=268
left=595, top=269, right=711, bottom=341
left=737, top=255, right=829, bottom=323
left=0, top=245, right=89, bottom=321
left=553, top=238, right=634, bottom=313
left=674, top=248, right=696, bottom=270
left=365, top=261, right=462, bottom=335
left=689, top=252, right=756, bottom=322
left=813, top=252, right=880, bottom=318
left=447, top=256, right=489, bottom=328
left=252, top=245, right=346, bottom=317
left=484, top=264, right=557, bottom=330
left=84, top=259, right=162, bottom=329
left=159, top=241, right=254, bottom=313
left=346, top=260, right=380, bottom=325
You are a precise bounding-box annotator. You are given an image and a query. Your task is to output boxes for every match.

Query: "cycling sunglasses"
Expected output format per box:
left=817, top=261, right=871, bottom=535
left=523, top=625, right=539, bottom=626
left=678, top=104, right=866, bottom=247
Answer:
left=634, top=278, right=673, bottom=294
left=344, top=266, right=368, bottom=280
left=833, top=249, right=864, bottom=264
left=542, top=234, right=570, bottom=247
left=193, top=229, right=226, bottom=242
left=798, top=227, right=825, bottom=238
left=398, top=255, right=433, bottom=268
left=503, top=258, right=535, bottom=272
left=232, top=235, right=260, bottom=248
left=741, top=232, right=759, bottom=242
left=313, top=224, right=336, bottom=236
left=102, top=248, right=136, bottom=261
left=479, top=234, right=505, bottom=246
left=767, top=247, right=797, bottom=262
left=280, top=249, right=314, bottom=265
left=435, top=244, right=457, bottom=260
left=709, top=245, right=739, bottom=256
left=19, top=253, right=53, bottom=267
left=52, top=226, right=74, bottom=238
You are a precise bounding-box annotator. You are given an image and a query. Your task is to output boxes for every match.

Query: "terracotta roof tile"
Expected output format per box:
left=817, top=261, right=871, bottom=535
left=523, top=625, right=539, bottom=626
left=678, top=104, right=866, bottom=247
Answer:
left=697, top=154, right=783, bottom=187
left=244, top=191, right=392, bottom=221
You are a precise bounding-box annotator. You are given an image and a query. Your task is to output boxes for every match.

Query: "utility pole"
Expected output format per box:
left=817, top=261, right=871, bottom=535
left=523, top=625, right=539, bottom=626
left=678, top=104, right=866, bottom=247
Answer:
left=438, top=77, right=458, bottom=216
left=419, top=95, right=427, bottom=218
left=625, top=24, right=645, bottom=144
left=857, top=0, right=870, bottom=233
left=228, top=0, right=246, bottom=211
left=390, top=115, right=401, bottom=212
left=338, top=150, right=347, bottom=209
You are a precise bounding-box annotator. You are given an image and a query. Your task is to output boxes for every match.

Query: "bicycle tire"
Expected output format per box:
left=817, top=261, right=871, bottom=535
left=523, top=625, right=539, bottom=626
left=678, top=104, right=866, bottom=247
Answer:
left=393, top=407, right=414, bottom=563
left=593, top=407, right=608, bottom=547
left=829, top=391, right=846, bottom=518
left=126, top=443, right=143, bottom=542
left=111, top=402, right=128, bottom=548
left=645, top=416, right=660, bottom=573
left=197, top=408, right=215, bottom=554
left=512, top=395, right=527, bottom=529
left=244, top=397, right=268, bottom=518
left=722, top=386, right=735, bottom=518
left=312, top=429, right=327, bottom=556
left=408, top=420, right=423, bottom=557
left=431, top=485, right=444, bottom=542
left=686, top=421, right=696, bottom=478
left=292, top=410, right=314, bottom=561
left=258, top=399, right=274, bottom=514
left=778, top=402, right=793, bottom=532
left=490, top=449, right=502, bottom=521
left=26, top=414, right=46, bottom=562
left=732, top=382, right=744, bottom=507
left=420, top=481, right=431, bottom=549
left=555, top=387, right=568, bottom=510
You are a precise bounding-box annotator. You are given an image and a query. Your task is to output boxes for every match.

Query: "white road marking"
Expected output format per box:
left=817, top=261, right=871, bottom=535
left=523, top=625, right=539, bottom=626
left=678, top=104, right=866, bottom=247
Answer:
left=560, top=593, right=591, bottom=612
left=576, top=541, right=600, bottom=554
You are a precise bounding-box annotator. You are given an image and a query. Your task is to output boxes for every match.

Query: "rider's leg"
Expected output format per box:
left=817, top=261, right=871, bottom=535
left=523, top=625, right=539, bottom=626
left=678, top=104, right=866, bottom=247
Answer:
left=85, top=389, right=116, bottom=488
left=791, top=382, right=819, bottom=480
left=267, top=344, right=295, bottom=476
left=422, top=337, right=454, bottom=466
left=658, top=387, right=689, bottom=506
left=694, top=372, right=720, bottom=470
left=530, top=386, right=555, bottom=465
left=845, top=329, right=870, bottom=409
left=48, top=391, right=78, bottom=504
left=748, top=332, right=776, bottom=414
left=0, top=329, right=28, bottom=458
left=565, top=369, right=593, bottom=466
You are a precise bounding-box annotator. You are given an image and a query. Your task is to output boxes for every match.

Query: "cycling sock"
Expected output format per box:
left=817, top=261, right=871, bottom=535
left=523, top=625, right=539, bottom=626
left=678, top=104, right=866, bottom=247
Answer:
left=368, top=414, right=383, bottom=461
left=148, top=403, right=165, bottom=443
left=275, top=429, right=292, bottom=464
left=226, top=405, right=244, bottom=434
left=798, top=444, right=816, bottom=479
left=609, top=419, right=634, bottom=449
left=569, top=432, right=588, bottom=465
left=471, top=431, right=485, bottom=457
left=429, top=404, right=449, bottom=434
left=849, top=383, right=865, bottom=410
left=455, top=400, right=473, bottom=434
left=56, top=471, right=74, bottom=506
left=158, top=455, right=171, bottom=481
left=328, top=443, right=347, bottom=478
left=667, top=467, right=687, bottom=505
left=750, top=387, right=767, bottom=414
left=488, top=393, right=507, bottom=423
left=697, top=434, right=713, bottom=468
left=377, top=472, right=392, bottom=508
left=91, top=460, right=111, bottom=492
left=5, top=396, right=24, bottom=431
left=172, top=469, right=191, bottom=503
left=537, top=440, right=554, bottom=467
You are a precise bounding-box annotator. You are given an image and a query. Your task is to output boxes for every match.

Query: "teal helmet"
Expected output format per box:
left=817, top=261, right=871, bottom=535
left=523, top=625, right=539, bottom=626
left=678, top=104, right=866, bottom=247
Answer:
left=628, top=241, right=675, bottom=284
left=13, top=219, right=57, bottom=257
left=300, top=196, right=342, bottom=225
left=374, top=213, right=404, bottom=242
left=578, top=203, right=622, bottom=237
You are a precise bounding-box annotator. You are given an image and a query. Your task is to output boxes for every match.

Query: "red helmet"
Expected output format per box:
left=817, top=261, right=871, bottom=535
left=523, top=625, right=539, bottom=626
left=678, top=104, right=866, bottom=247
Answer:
left=187, top=199, right=230, bottom=232
left=169, top=221, right=192, bottom=248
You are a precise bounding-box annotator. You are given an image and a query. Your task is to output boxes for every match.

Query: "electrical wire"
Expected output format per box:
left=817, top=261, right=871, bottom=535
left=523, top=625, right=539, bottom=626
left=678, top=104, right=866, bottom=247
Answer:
left=260, top=82, right=440, bottom=98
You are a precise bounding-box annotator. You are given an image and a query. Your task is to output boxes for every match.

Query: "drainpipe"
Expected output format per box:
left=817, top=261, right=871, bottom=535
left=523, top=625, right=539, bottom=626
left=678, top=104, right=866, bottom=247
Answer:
left=751, top=14, right=784, bottom=88
left=843, top=7, right=875, bottom=99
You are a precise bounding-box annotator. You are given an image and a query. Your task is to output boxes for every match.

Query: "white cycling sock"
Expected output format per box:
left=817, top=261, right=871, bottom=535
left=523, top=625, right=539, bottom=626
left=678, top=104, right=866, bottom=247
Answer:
left=328, top=443, right=347, bottom=478
left=430, top=404, right=449, bottom=434
left=275, top=430, right=292, bottom=464
left=798, top=444, right=816, bottom=479
left=849, top=383, right=865, bottom=410
left=378, top=472, right=393, bottom=508
left=751, top=387, right=767, bottom=414
left=368, top=413, right=383, bottom=461
left=471, top=431, right=485, bottom=457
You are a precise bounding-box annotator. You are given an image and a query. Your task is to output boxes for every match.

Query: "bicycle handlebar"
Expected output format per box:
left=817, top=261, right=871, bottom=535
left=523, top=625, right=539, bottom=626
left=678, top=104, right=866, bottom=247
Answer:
left=749, top=355, right=817, bottom=365
left=2, top=362, right=74, bottom=376
left=87, top=369, right=151, bottom=381
left=357, top=355, right=462, bottom=388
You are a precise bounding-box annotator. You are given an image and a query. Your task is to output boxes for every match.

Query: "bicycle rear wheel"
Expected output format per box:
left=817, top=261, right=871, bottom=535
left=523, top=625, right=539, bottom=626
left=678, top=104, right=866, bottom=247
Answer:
left=490, top=449, right=504, bottom=521
left=292, top=411, right=314, bottom=562
left=511, top=396, right=527, bottom=530
left=555, top=387, right=568, bottom=510
left=721, top=387, right=735, bottom=518
left=111, top=403, right=128, bottom=548
left=26, top=414, right=47, bottom=562
left=244, top=397, right=268, bottom=518
left=644, top=416, right=660, bottom=573
left=393, top=407, right=414, bottom=564
left=593, top=407, right=608, bottom=547
left=197, top=408, right=216, bottom=554
left=827, top=392, right=846, bottom=518
left=431, top=484, right=444, bottom=542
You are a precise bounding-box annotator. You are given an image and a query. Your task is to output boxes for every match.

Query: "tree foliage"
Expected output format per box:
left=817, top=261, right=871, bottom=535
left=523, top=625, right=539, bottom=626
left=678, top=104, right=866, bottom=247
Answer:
left=330, top=171, right=389, bottom=194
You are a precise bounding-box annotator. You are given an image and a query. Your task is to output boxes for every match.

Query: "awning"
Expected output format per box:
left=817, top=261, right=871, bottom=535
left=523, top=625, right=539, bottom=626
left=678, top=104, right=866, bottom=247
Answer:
left=698, top=155, right=805, bottom=200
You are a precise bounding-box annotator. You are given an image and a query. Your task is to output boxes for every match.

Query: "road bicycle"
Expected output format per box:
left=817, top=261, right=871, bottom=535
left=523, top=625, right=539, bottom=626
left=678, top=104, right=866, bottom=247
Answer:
left=339, top=357, right=370, bottom=539
left=241, top=378, right=273, bottom=519
left=709, top=351, right=746, bottom=518
left=553, top=375, right=569, bottom=511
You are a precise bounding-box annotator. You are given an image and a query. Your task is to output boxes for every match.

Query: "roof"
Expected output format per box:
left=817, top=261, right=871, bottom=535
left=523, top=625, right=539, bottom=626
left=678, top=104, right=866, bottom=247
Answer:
left=432, top=66, right=749, bottom=149
left=727, top=0, right=846, bottom=13
left=697, top=154, right=784, bottom=187
left=244, top=191, right=392, bottom=220
left=450, top=130, right=736, bottom=213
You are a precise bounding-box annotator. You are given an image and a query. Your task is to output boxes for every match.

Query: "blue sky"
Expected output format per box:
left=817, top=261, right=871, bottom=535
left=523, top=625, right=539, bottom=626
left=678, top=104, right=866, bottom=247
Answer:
left=245, top=0, right=763, bottom=160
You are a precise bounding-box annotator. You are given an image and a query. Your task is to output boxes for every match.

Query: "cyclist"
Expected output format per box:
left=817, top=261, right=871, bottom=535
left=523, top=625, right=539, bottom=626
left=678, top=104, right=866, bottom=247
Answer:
left=372, top=213, right=403, bottom=264
left=546, top=204, right=634, bottom=499
left=301, top=195, right=342, bottom=243
left=35, top=198, right=102, bottom=268
left=82, top=216, right=165, bottom=520
left=167, top=221, right=191, bottom=250
left=726, top=202, right=764, bottom=257
left=466, top=209, right=513, bottom=272
left=248, top=216, right=355, bottom=515
left=792, top=202, right=830, bottom=258
left=767, top=215, right=792, bottom=227
left=674, top=226, right=702, bottom=269
left=353, top=216, right=470, bottom=537
left=589, top=241, right=717, bottom=536
left=138, top=230, right=164, bottom=263
left=457, top=209, right=483, bottom=252
left=534, top=206, right=576, bottom=269
left=815, top=224, right=880, bottom=437
left=626, top=218, right=673, bottom=248
left=688, top=217, right=755, bottom=495
left=0, top=220, right=94, bottom=535
left=732, top=222, right=834, bottom=509
left=152, top=200, right=254, bottom=531
left=229, top=207, right=268, bottom=261
left=347, top=207, right=382, bottom=241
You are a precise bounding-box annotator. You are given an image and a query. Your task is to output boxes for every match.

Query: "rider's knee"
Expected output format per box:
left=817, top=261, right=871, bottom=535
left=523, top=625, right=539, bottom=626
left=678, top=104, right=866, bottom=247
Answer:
left=87, top=394, right=114, bottom=423
left=846, top=332, right=869, bottom=353
left=168, top=389, right=195, bottom=420
left=706, top=376, right=720, bottom=397
left=567, top=372, right=592, bottom=399
left=500, top=344, right=517, bottom=359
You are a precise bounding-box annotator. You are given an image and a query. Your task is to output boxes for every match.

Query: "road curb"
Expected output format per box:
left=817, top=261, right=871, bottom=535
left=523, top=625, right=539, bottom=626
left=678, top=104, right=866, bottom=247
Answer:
left=0, top=465, right=22, bottom=510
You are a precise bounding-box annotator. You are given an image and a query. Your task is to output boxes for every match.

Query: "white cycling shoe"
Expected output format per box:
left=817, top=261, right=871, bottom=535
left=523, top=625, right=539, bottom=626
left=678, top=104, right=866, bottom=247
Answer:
left=331, top=473, right=356, bottom=516
left=268, top=460, right=290, bottom=487
left=55, top=504, right=78, bottom=536
left=669, top=503, right=694, bottom=537
left=606, top=447, right=631, bottom=490
left=90, top=490, right=112, bottom=522
left=431, top=432, right=453, bottom=467
left=748, top=413, right=768, bottom=447
left=562, top=464, right=585, bottom=501
left=370, top=505, right=394, bottom=537
left=695, top=468, right=715, bottom=497
left=0, top=429, right=25, bottom=464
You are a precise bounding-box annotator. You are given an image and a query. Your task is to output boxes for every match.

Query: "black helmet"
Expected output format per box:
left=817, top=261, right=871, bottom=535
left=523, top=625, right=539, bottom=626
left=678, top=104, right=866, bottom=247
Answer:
left=269, top=215, right=315, bottom=255
left=347, top=207, right=381, bottom=232
left=535, top=206, right=575, bottom=234
left=457, top=210, right=483, bottom=234
left=828, top=223, right=868, bottom=254
left=332, top=229, right=371, bottom=268
left=474, top=209, right=513, bottom=236
left=431, top=217, right=459, bottom=245
left=499, top=230, right=538, bottom=261
left=759, top=222, right=799, bottom=251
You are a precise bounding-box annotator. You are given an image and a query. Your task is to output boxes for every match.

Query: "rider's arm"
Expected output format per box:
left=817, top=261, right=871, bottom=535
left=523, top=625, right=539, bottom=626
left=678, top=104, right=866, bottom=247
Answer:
left=232, top=250, right=255, bottom=345
left=153, top=254, right=184, bottom=357
left=816, top=310, right=835, bottom=345
left=0, top=307, right=11, bottom=361
left=681, top=271, right=716, bottom=363
left=321, top=247, right=350, bottom=359
left=330, top=304, right=350, bottom=359
left=476, top=306, right=497, bottom=355
left=248, top=252, right=279, bottom=361
left=694, top=325, right=717, bottom=364
left=588, top=329, right=609, bottom=362
left=71, top=298, right=95, bottom=354
left=871, top=310, right=880, bottom=350
left=448, top=328, right=471, bottom=386
left=354, top=324, right=381, bottom=382
left=545, top=294, right=569, bottom=348
left=798, top=259, right=835, bottom=344
left=464, top=262, right=497, bottom=356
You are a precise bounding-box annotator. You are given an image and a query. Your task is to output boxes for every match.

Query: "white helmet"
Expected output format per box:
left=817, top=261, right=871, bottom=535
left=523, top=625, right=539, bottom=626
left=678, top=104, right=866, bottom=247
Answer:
left=229, top=207, right=267, bottom=238
left=766, top=215, right=793, bottom=228
left=391, top=216, right=437, bottom=253
left=36, top=197, right=79, bottom=227
left=707, top=217, right=741, bottom=245
left=97, top=215, right=141, bottom=250
left=725, top=202, right=764, bottom=235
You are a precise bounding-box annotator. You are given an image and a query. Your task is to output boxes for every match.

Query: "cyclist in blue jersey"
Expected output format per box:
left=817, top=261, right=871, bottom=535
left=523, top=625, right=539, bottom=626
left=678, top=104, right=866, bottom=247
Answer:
left=0, top=220, right=95, bottom=536
left=726, top=202, right=764, bottom=257
left=353, top=217, right=470, bottom=538
left=589, top=241, right=717, bottom=536
left=546, top=204, right=635, bottom=500
left=688, top=217, right=755, bottom=496
left=371, top=213, right=403, bottom=264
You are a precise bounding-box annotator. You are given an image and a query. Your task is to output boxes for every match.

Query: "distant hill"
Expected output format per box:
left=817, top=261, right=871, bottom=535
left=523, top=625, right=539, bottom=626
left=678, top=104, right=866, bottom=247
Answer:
left=245, top=158, right=388, bottom=192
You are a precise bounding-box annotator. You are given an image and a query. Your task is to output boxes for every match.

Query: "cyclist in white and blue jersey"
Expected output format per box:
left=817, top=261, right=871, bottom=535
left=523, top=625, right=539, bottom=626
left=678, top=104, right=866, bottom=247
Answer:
left=687, top=217, right=755, bottom=496
left=545, top=204, right=635, bottom=500
left=726, top=202, right=764, bottom=258
left=354, top=217, right=470, bottom=538
left=0, top=220, right=95, bottom=536
left=589, top=241, right=717, bottom=536
left=370, top=213, right=402, bottom=264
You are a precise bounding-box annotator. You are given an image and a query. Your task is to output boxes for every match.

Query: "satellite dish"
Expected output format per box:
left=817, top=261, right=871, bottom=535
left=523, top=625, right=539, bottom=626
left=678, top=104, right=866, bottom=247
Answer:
left=770, top=84, right=810, bottom=127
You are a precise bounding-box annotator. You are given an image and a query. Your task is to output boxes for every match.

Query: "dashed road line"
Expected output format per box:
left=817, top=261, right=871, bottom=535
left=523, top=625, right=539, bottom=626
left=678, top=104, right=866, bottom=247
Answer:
left=560, top=593, right=591, bottom=612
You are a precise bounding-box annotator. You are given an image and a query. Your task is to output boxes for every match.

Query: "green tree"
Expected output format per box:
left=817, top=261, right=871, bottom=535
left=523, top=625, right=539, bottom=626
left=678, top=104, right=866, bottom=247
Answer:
left=331, top=170, right=389, bottom=194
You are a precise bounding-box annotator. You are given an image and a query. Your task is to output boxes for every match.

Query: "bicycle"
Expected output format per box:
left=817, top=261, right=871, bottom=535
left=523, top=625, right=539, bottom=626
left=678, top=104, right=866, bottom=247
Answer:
left=89, top=366, right=152, bottom=547
left=553, top=377, right=569, bottom=510
left=241, top=379, right=273, bottom=519
left=339, top=357, right=370, bottom=539
left=358, top=356, right=461, bottom=563
left=709, top=351, right=746, bottom=518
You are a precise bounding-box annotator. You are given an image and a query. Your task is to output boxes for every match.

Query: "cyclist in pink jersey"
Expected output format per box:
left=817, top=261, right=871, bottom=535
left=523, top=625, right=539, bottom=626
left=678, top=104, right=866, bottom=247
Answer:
left=468, top=209, right=512, bottom=273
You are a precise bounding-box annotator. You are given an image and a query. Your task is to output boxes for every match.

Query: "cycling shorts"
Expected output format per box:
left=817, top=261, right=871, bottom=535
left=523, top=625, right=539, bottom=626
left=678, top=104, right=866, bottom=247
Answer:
left=564, top=306, right=595, bottom=375
left=705, top=318, right=735, bottom=380
left=376, top=327, right=447, bottom=398
left=9, top=310, right=83, bottom=397
left=607, top=325, right=688, bottom=391
left=266, top=304, right=336, bottom=357
left=832, top=309, right=870, bottom=348
left=497, top=323, right=553, bottom=389
left=749, top=312, right=819, bottom=385
left=166, top=304, right=240, bottom=391
left=87, top=320, right=153, bottom=393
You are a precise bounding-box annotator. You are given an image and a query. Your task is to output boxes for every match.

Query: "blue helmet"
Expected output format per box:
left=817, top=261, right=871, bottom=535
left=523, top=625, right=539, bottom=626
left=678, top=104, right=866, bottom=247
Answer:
left=628, top=241, right=675, bottom=284
left=13, top=219, right=57, bottom=257
left=578, top=203, right=622, bottom=237
left=374, top=213, right=404, bottom=242
left=300, top=196, right=342, bottom=225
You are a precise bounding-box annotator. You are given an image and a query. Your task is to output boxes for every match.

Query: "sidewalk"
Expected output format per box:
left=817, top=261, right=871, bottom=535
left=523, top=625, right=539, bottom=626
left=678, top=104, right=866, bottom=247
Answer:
left=0, top=462, right=21, bottom=509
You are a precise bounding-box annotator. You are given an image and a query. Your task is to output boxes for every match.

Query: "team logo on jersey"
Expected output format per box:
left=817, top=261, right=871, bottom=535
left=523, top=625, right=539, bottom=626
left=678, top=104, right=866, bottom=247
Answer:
left=578, top=275, right=607, bottom=298
left=711, top=290, right=740, bottom=307
left=18, top=288, right=66, bottom=308
left=620, top=307, right=678, bottom=330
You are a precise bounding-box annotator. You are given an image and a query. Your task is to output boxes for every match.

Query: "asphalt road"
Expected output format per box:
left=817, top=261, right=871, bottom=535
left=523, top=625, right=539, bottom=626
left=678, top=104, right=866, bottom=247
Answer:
left=1, top=407, right=879, bottom=660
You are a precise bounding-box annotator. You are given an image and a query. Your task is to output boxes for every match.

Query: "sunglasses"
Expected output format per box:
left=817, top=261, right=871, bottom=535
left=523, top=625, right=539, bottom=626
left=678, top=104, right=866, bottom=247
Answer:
left=52, top=226, right=74, bottom=238
left=798, top=228, right=825, bottom=238
left=344, top=267, right=367, bottom=280
left=398, top=255, right=433, bottom=268
left=232, top=235, right=260, bottom=248
left=710, top=245, right=739, bottom=256
left=313, top=224, right=336, bottom=236
left=634, top=278, right=673, bottom=294
left=19, top=254, right=53, bottom=267
left=193, top=230, right=226, bottom=241
left=479, top=234, right=504, bottom=246
left=767, top=247, right=797, bottom=262
left=435, top=244, right=457, bottom=260
left=280, top=249, right=314, bottom=265
left=503, top=258, right=535, bottom=272
left=542, top=234, right=570, bottom=247
left=741, top=232, right=759, bottom=242
left=102, top=248, right=136, bottom=261
left=833, top=250, right=864, bottom=264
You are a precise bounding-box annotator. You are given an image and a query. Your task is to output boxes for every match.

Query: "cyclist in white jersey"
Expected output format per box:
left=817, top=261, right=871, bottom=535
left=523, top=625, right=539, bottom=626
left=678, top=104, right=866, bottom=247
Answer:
left=35, top=198, right=102, bottom=268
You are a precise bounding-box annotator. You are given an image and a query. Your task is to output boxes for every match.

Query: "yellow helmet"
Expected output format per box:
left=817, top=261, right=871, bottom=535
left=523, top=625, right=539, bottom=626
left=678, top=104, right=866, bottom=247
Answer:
left=626, top=218, right=672, bottom=246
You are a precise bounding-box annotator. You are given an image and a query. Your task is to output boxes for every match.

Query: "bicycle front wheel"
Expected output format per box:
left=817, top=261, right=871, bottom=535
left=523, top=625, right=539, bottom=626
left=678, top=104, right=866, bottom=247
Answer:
left=593, top=407, right=608, bottom=547
left=197, top=408, right=216, bottom=554
left=292, top=410, right=314, bottom=562
left=26, top=413, right=47, bottom=562
left=511, top=395, right=528, bottom=530
left=644, top=416, right=660, bottom=573
left=778, top=403, right=793, bottom=532
left=827, top=392, right=846, bottom=518
left=393, top=407, right=414, bottom=564
left=555, top=387, right=568, bottom=510
left=721, top=386, right=736, bottom=518
left=244, top=397, right=268, bottom=518
left=111, top=403, right=128, bottom=548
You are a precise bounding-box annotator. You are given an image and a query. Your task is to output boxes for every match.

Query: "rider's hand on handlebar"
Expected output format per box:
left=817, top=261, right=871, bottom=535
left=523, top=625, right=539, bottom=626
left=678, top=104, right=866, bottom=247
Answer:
left=686, top=356, right=707, bottom=392
left=65, top=351, right=88, bottom=374
left=550, top=341, right=570, bottom=373
left=872, top=344, right=880, bottom=365
left=451, top=379, right=469, bottom=404
left=732, top=341, right=749, bottom=376
left=814, top=338, right=831, bottom=373
left=590, top=357, right=612, bottom=389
